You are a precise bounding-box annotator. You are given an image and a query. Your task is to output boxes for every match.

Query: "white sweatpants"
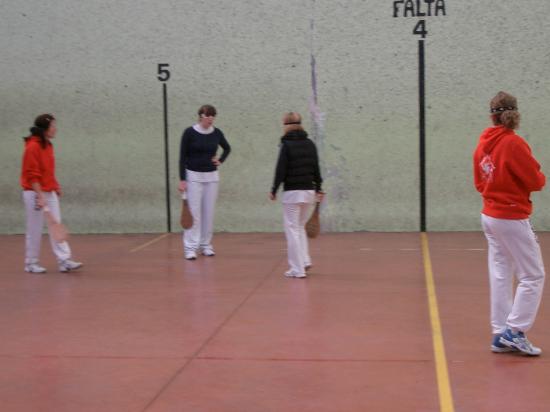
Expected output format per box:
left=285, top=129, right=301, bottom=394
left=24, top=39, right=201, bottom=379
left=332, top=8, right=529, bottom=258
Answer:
left=283, top=202, right=313, bottom=275
left=481, top=214, right=545, bottom=334
left=183, top=180, right=219, bottom=252
left=23, top=190, right=71, bottom=264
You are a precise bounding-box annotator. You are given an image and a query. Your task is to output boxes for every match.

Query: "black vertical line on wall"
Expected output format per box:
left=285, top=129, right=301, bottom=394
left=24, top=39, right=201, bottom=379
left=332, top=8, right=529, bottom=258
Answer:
left=163, top=83, right=172, bottom=232
left=418, top=39, right=426, bottom=232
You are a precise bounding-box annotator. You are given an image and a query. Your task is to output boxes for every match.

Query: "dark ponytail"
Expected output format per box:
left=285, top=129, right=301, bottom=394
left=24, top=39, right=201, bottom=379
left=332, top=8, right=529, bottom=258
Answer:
left=490, top=92, right=520, bottom=130
left=24, top=114, right=55, bottom=148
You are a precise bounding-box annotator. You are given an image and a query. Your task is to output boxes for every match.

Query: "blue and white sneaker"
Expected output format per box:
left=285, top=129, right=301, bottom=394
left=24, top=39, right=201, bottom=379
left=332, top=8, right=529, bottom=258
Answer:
left=491, top=333, right=518, bottom=353
left=499, top=328, right=542, bottom=356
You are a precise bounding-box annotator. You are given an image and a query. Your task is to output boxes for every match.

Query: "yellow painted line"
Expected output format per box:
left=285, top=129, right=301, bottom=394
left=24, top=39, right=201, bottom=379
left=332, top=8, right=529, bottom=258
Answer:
left=421, top=232, right=455, bottom=412
left=130, top=233, right=170, bottom=253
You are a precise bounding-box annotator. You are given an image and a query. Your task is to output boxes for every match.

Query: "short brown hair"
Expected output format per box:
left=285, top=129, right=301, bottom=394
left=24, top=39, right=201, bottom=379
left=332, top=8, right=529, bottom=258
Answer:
left=490, top=91, right=520, bottom=130
left=282, top=112, right=304, bottom=133
left=198, top=105, right=217, bottom=117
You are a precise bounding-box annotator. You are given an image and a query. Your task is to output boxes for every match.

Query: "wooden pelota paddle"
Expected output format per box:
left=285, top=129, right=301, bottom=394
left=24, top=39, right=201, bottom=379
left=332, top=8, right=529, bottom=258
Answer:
left=180, top=192, right=193, bottom=229
left=305, top=202, right=321, bottom=238
left=43, top=206, right=69, bottom=243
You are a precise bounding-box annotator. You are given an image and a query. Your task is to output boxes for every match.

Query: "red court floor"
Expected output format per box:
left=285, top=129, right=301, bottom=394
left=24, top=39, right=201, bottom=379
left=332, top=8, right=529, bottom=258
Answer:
left=0, top=232, right=549, bottom=412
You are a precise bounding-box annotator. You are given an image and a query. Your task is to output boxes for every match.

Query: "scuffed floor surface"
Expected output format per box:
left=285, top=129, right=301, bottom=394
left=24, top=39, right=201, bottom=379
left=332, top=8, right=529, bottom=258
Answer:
left=0, top=232, right=549, bottom=412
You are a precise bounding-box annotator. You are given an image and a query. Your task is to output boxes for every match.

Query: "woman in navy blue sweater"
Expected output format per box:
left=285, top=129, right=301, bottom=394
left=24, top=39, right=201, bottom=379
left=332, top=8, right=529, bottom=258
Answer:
left=179, top=105, right=231, bottom=260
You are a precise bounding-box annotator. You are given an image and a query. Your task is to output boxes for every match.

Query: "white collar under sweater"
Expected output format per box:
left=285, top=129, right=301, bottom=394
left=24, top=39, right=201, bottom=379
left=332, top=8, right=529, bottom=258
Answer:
left=193, top=124, right=214, bottom=134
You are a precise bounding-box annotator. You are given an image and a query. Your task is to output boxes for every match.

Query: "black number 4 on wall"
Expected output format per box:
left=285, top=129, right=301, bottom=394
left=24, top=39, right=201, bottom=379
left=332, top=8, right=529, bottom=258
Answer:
left=413, top=20, right=427, bottom=38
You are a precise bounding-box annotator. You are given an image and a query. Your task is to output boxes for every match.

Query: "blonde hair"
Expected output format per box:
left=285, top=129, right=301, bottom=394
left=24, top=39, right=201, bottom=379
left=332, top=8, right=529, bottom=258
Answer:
left=490, top=91, right=520, bottom=130
left=282, top=112, right=304, bottom=134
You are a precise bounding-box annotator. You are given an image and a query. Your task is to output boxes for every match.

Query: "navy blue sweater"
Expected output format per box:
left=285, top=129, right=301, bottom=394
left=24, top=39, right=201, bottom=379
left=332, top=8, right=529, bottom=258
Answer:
left=179, top=127, right=231, bottom=180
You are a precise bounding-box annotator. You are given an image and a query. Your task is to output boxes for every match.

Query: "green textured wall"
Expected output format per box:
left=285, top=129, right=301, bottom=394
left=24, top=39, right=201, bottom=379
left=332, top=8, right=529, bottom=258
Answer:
left=1, top=1, right=549, bottom=233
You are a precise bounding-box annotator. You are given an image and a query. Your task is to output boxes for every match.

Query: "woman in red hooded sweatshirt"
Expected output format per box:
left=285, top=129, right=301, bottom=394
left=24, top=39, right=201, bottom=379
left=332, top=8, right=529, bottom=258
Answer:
left=474, top=92, right=545, bottom=356
left=21, top=114, right=82, bottom=274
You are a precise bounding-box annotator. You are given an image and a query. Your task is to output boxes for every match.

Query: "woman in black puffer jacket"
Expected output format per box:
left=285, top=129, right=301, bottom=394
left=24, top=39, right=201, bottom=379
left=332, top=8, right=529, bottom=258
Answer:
left=270, top=112, right=323, bottom=278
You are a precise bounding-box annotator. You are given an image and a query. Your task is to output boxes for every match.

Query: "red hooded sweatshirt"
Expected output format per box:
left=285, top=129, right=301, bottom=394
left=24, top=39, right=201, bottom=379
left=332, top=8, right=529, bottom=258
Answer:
left=20, top=137, right=60, bottom=192
left=473, top=125, right=545, bottom=219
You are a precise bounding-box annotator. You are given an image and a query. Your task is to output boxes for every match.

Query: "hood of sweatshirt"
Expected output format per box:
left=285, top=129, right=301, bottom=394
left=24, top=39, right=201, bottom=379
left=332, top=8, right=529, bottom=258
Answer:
left=281, top=130, right=308, bottom=142
left=477, top=125, right=512, bottom=155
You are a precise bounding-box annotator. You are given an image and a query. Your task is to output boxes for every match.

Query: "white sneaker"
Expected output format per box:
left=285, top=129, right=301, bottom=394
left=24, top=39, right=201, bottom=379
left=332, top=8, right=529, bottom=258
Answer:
left=202, top=247, right=215, bottom=257
left=25, top=263, right=47, bottom=274
left=185, top=250, right=197, bottom=260
left=285, top=270, right=307, bottom=278
left=58, top=260, right=83, bottom=273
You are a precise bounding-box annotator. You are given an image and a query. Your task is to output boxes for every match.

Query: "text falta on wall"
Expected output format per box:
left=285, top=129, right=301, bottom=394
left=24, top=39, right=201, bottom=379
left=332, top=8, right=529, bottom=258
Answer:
left=393, top=0, right=446, bottom=18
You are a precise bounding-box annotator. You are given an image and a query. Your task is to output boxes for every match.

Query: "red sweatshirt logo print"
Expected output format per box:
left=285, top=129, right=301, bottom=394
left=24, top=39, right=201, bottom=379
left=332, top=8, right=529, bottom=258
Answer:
left=473, top=125, right=545, bottom=219
left=479, top=154, right=495, bottom=183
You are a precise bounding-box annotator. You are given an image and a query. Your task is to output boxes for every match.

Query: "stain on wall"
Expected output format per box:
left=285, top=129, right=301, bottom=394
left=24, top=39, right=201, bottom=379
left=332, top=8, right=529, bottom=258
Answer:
left=1, top=1, right=549, bottom=233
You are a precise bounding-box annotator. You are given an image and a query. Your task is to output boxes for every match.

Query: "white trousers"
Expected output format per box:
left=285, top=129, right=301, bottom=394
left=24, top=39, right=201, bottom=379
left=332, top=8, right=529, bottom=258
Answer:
left=23, top=190, right=71, bottom=264
left=481, top=214, right=545, bottom=334
left=183, top=180, right=219, bottom=252
left=283, top=202, right=313, bottom=275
